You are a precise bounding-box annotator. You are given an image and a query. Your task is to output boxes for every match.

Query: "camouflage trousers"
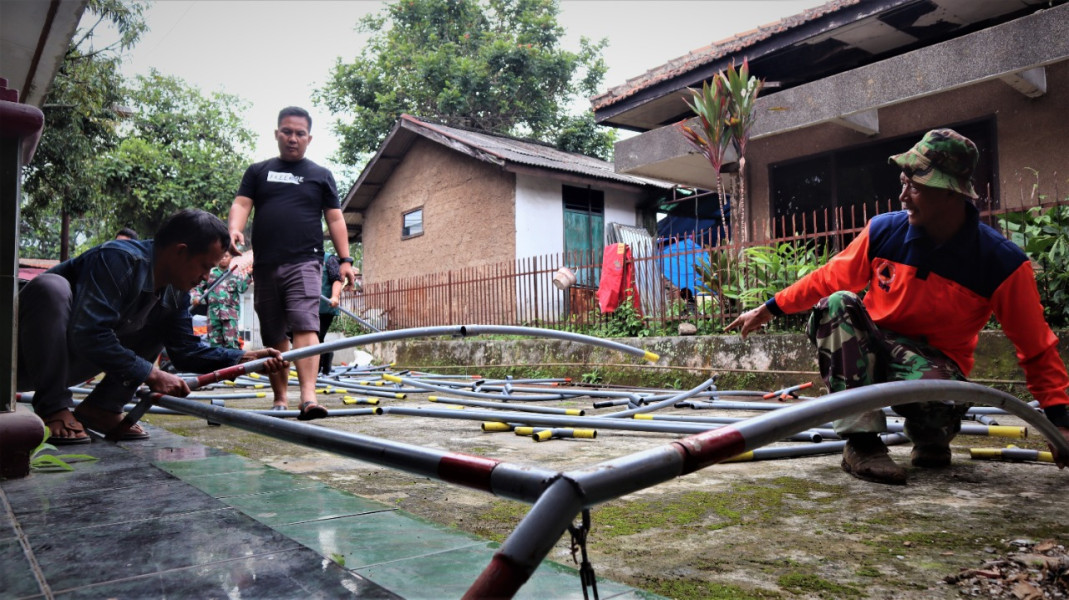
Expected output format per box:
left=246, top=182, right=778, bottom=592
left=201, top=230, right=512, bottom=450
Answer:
left=806, top=291, right=969, bottom=439
left=206, top=316, right=242, bottom=350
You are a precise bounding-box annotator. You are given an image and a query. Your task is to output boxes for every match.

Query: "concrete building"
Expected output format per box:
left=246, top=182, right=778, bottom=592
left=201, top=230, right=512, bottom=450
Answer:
left=338, top=115, right=673, bottom=326
left=341, top=114, right=672, bottom=283
left=593, top=0, right=1069, bottom=240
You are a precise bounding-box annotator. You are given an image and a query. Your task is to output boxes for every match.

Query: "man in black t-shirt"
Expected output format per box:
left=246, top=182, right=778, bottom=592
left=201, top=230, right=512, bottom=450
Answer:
left=228, top=106, right=355, bottom=419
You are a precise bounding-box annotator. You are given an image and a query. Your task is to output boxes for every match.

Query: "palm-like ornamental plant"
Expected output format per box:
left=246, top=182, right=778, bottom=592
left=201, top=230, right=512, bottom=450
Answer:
left=722, top=59, right=762, bottom=242
left=679, top=60, right=763, bottom=243
left=679, top=77, right=733, bottom=231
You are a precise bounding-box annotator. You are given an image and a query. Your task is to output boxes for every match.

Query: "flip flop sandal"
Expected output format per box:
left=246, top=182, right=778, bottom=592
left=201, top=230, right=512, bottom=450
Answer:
left=297, top=401, right=328, bottom=421
left=43, top=414, right=91, bottom=445
left=73, top=407, right=151, bottom=441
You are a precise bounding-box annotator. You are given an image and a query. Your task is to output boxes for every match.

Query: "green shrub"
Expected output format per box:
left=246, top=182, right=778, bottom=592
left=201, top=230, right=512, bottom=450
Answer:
left=999, top=204, right=1069, bottom=327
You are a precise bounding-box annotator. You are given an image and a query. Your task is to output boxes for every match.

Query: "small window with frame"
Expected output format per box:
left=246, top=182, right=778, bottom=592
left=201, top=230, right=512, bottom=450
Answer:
left=402, top=207, right=424, bottom=239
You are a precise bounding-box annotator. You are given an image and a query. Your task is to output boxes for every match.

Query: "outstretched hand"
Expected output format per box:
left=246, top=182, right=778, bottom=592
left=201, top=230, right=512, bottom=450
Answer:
left=725, top=304, right=774, bottom=339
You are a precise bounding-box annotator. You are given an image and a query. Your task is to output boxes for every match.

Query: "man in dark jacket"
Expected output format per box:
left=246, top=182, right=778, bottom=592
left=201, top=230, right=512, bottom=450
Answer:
left=17, top=209, right=285, bottom=444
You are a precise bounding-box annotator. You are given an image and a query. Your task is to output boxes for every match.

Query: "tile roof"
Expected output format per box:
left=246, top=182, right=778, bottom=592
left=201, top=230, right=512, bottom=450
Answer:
left=402, top=115, right=674, bottom=188
left=590, top=0, right=859, bottom=111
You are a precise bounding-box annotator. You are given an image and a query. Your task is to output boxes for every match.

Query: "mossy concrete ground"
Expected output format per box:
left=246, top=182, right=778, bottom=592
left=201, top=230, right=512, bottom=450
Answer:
left=146, top=338, right=1069, bottom=600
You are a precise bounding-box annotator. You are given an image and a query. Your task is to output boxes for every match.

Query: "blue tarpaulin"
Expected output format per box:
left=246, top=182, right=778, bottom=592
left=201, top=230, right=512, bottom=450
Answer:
left=655, top=194, right=730, bottom=294
left=660, top=238, right=702, bottom=292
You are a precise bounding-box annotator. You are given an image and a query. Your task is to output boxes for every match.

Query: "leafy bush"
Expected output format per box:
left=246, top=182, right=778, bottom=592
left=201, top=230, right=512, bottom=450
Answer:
left=999, top=204, right=1069, bottom=327
left=722, top=242, right=830, bottom=309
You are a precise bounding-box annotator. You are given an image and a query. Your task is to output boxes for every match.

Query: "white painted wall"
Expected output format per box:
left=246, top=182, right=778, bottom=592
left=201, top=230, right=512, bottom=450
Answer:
left=514, top=173, right=564, bottom=261
left=514, top=174, right=645, bottom=259
left=603, top=188, right=642, bottom=243
left=513, top=174, right=649, bottom=324
left=514, top=174, right=566, bottom=323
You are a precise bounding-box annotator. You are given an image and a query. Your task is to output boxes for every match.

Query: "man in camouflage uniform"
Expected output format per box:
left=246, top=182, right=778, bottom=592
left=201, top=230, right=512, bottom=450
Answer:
left=729, top=129, right=1069, bottom=485
left=191, top=253, right=251, bottom=350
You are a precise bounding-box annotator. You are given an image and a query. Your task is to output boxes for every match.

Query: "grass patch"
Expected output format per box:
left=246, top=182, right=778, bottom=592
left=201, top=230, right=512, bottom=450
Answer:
left=592, top=477, right=846, bottom=539
left=777, top=572, right=863, bottom=598
left=463, top=500, right=530, bottom=543
left=639, top=577, right=782, bottom=600
left=855, top=565, right=881, bottom=578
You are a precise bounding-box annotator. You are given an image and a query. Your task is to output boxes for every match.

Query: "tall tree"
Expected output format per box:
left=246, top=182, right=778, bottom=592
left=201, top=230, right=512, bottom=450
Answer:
left=20, top=0, right=147, bottom=260
left=89, top=71, right=255, bottom=240
left=316, top=0, right=612, bottom=163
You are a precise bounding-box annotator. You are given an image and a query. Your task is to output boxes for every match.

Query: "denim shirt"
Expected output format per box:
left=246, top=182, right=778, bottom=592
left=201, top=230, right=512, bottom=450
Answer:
left=47, top=239, right=244, bottom=386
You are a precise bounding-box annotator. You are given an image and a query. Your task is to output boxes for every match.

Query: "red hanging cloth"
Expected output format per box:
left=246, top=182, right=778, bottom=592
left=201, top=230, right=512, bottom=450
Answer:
left=597, top=243, right=642, bottom=315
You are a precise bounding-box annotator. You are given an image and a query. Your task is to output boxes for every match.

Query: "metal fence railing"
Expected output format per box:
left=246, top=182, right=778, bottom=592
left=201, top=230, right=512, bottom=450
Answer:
left=345, top=191, right=1069, bottom=332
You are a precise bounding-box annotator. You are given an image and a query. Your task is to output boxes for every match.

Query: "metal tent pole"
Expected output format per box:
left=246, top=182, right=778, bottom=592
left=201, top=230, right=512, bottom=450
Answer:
left=465, top=380, right=1069, bottom=598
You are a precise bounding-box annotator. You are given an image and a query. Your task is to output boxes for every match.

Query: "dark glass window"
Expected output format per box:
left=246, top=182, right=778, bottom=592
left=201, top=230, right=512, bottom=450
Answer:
left=402, top=207, right=423, bottom=239
left=769, top=120, right=997, bottom=242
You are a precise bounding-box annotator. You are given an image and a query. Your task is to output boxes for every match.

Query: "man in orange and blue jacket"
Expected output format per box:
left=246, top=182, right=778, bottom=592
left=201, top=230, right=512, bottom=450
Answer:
left=728, top=129, right=1069, bottom=485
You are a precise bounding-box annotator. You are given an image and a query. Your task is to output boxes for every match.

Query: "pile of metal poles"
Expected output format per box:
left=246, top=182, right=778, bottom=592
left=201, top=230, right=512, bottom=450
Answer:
left=17, top=324, right=1067, bottom=599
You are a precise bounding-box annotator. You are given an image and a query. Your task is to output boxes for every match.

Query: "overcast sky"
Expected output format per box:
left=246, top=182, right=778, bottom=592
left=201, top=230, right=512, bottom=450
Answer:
left=110, top=0, right=827, bottom=174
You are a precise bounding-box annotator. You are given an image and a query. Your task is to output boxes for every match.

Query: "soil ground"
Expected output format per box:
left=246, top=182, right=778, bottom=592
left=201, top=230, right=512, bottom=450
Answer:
left=145, top=381, right=1069, bottom=600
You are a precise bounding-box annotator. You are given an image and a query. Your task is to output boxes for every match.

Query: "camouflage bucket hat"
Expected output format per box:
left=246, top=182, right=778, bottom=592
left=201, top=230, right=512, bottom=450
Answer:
left=889, top=128, right=979, bottom=198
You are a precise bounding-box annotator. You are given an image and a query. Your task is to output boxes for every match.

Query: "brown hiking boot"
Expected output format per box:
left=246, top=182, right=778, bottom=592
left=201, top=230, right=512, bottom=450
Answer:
left=841, top=435, right=907, bottom=485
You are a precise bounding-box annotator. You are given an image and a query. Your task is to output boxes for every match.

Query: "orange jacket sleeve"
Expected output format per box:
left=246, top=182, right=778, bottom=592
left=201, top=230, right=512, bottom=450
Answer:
left=769, top=227, right=874, bottom=316
left=991, top=260, right=1069, bottom=409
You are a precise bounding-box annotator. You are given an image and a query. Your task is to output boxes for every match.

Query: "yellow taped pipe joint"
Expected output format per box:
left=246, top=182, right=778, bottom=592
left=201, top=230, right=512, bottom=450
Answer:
left=481, top=422, right=513, bottom=432
left=987, top=425, right=1027, bottom=438
left=643, top=350, right=660, bottom=362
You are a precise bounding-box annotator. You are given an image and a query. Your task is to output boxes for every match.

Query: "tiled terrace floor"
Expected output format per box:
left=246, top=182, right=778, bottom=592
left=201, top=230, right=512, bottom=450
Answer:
left=1, top=420, right=654, bottom=599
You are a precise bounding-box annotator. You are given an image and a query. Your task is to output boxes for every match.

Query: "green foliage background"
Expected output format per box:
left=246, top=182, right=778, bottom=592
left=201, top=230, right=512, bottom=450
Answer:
left=91, top=70, right=255, bottom=240
left=315, top=0, right=614, bottom=163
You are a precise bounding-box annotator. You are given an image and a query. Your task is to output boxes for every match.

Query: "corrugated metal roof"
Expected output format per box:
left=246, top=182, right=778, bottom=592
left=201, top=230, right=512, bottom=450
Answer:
left=405, top=116, right=674, bottom=188
left=590, top=0, right=859, bottom=111
left=19, top=257, right=59, bottom=269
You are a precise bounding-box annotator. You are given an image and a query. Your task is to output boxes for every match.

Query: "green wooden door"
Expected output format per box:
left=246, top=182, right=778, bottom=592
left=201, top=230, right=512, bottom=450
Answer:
left=563, top=208, right=603, bottom=287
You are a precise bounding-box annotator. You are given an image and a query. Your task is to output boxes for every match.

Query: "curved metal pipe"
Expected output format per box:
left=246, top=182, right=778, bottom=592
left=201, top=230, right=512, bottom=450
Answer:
left=152, top=393, right=555, bottom=502
left=600, top=378, right=715, bottom=418
left=322, top=294, right=381, bottom=332
left=471, top=380, right=1069, bottom=598
left=724, top=434, right=909, bottom=462
left=384, top=374, right=568, bottom=402
left=184, top=324, right=658, bottom=390
left=428, top=396, right=585, bottom=416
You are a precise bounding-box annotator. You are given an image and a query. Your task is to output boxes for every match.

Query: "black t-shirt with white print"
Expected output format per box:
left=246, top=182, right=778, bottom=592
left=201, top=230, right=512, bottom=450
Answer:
left=237, top=157, right=340, bottom=267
